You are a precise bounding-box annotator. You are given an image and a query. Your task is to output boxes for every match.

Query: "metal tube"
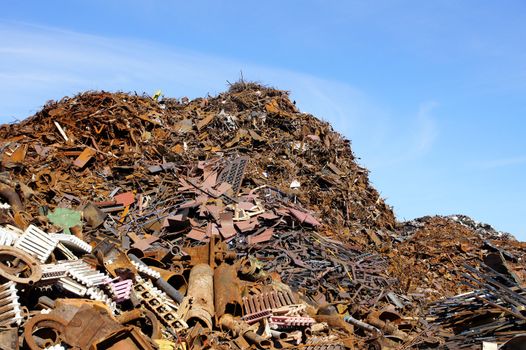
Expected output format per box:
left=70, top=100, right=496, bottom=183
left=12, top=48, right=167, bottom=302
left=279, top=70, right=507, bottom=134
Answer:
left=270, top=330, right=287, bottom=339
left=129, top=253, right=183, bottom=303
left=243, top=330, right=272, bottom=348
left=220, top=314, right=271, bottom=348
left=185, top=263, right=214, bottom=329
left=154, top=277, right=183, bottom=304
left=343, top=315, right=381, bottom=335
left=214, top=263, right=242, bottom=320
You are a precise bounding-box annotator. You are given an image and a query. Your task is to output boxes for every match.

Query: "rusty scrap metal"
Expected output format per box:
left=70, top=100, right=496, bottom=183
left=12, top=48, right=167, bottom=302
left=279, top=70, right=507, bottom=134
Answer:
left=185, top=263, right=215, bottom=329
left=216, top=156, right=249, bottom=195
left=430, top=256, right=526, bottom=348
left=214, top=262, right=243, bottom=321
left=220, top=313, right=272, bottom=348
left=242, top=289, right=296, bottom=316
left=0, top=84, right=524, bottom=350
left=0, top=245, right=42, bottom=285
left=0, top=280, right=23, bottom=326
left=133, top=275, right=188, bottom=331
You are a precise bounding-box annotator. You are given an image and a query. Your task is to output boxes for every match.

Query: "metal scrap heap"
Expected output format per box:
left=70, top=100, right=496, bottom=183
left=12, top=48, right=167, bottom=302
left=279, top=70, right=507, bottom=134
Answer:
left=0, top=83, right=524, bottom=349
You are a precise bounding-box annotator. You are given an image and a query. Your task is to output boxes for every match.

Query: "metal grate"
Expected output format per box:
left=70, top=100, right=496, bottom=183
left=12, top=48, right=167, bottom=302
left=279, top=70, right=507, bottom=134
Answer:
left=217, top=156, right=249, bottom=195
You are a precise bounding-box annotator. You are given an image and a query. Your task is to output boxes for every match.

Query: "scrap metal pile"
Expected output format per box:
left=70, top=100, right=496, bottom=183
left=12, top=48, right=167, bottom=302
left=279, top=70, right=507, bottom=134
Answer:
left=389, top=217, right=523, bottom=301
left=0, top=83, right=524, bottom=349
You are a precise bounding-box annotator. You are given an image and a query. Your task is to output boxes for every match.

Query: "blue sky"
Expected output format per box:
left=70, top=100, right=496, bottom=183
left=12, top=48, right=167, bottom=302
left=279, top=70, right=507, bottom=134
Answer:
left=1, top=1, right=525, bottom=238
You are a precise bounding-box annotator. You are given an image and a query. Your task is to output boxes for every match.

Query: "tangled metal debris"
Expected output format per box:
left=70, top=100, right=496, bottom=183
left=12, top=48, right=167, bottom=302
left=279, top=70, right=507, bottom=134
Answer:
left=0, top=83, right=524, bottom=349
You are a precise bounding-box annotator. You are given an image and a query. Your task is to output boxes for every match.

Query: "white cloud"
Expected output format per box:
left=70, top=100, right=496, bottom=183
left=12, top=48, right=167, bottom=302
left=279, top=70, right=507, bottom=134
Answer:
left=415, top=100, right=439, bottom=154
left=364, top=100, right=439, bottom=169
left=0, top=22, right=377, bottom=122
left=0, top=21, right=437, bottom=170
left=473, top=155, right=526, bottom=169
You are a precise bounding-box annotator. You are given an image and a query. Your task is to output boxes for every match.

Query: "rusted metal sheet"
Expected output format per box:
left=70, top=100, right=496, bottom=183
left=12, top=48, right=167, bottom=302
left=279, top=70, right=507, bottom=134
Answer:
left=73, top=147, right=97, bottom=168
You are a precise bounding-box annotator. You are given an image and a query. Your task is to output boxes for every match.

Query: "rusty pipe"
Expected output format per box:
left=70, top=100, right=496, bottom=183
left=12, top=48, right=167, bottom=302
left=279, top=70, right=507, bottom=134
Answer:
left=37, top=296, right=56, bottom=309
left=116, top=309, right=143, bottom=324
left=270, top=330, right=287, bottom=340
left=185, top=263, right=214, bottom=329
left=220, top=314, right=271, bottom=348
left=366, top=312, right=407, bottom=339
left=344, top=315, right=381, bottom=335
left=128, top=253, right=184, bottom=303
left=150, top=266, right=187, bottom=292
left=126, top=248, right=144, bottom=259
left=219, top=313, right=244, bottom=335
left=314, top=314, right=354, bottom=335
left=214, top=263, right=242, bottom=320
left=243, top=330, right=271, bottom=348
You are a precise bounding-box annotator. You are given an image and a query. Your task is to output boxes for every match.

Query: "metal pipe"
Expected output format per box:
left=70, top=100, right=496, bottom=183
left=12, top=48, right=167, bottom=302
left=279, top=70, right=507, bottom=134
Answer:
left=243, top=330, right=272, bottom=348
left=214, top=263, right=242, bottom=320
left=129, top=253, right=184, bottom=303
left=150, top=266, right=187, bottom=295
left=154, top=277, right=183, bottom=304
left=270, top=330, right=287, bottom=339
left=366, top=311, right=407, bottom=339
left=116, top=309, right=143, bottom=324
left=343, top=315, right=381, bottom=335
left=37, top=296, right=55, bottom=309
left=185, top=263, right=214, bottom=328
left=220, top=314, right=271, bottom=348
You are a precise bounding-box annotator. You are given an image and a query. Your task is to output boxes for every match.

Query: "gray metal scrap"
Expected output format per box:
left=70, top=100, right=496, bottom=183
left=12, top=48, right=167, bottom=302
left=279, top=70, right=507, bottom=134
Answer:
left=235, top=230, right=395, bottom=306
left=430, top=259, right=526, bottom=347
left=216, top=156, right=249, bottom=195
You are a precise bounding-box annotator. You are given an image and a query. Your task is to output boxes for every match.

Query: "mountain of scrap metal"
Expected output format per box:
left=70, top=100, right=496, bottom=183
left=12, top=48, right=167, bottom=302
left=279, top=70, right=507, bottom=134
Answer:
left=0, top=82, right=524, bottom=349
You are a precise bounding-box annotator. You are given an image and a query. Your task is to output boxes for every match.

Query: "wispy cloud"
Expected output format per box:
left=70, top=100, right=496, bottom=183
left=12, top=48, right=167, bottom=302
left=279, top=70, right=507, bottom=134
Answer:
left=415, top=101, right=439, bottom=154
left=0, top=22, right=379, bottom=122
left=365, top=100, right=439, bottom=169
left=473, top=155, right=526, bottom=169
left=0, top=21, right=436, bottom=171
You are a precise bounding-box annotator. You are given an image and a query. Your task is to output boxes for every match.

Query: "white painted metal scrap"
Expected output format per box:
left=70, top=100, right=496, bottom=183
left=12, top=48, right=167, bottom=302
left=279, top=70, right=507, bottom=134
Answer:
left=53, top=233, right=92, bottom=253
left=65, top=260, right=110, bottom=287
left=0, top=281, right=23, bottom=326
left=0, top=226, right=20, bottom=246
left=14, top=225, right=58, bottom=263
